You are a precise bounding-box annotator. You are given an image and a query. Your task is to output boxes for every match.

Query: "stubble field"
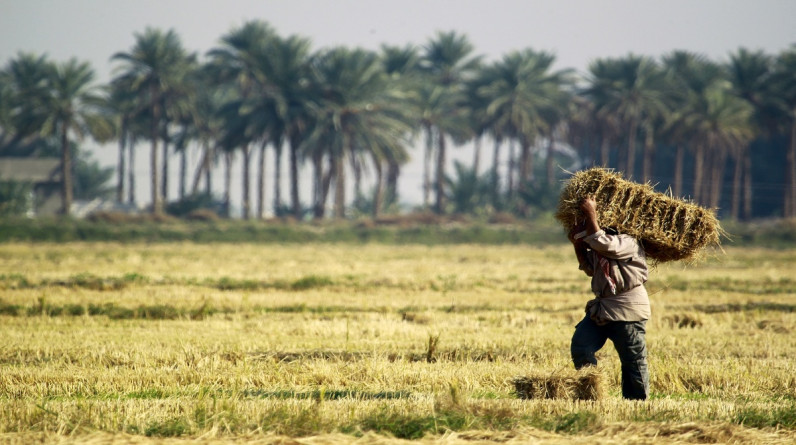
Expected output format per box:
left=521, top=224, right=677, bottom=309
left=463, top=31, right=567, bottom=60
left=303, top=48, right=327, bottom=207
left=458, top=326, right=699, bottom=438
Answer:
left=0, top=241, right=794, bottom=444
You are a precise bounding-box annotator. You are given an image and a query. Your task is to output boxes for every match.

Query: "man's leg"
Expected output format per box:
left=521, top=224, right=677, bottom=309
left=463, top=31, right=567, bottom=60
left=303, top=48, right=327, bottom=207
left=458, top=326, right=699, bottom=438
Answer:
left=570, top=315, right=608, bottom=369
left=609, top=321, right=649, bottom=400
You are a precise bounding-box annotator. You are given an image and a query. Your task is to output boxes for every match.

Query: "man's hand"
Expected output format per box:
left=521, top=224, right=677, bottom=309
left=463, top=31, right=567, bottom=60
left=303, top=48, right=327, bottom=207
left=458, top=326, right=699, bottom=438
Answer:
left=579, top=196, right=600, bottom=236
left=579, top=196, right=597, bottom=219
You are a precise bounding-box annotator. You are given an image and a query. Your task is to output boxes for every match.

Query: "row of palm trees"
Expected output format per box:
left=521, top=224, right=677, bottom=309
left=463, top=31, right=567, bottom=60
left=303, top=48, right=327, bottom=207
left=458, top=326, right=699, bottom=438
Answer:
left=2, top=21, right=795, bottom=219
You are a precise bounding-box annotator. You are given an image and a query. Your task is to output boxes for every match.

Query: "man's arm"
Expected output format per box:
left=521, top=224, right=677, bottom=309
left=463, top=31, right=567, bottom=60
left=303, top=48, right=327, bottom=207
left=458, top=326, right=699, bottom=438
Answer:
left=578, top=196, right=639, bottom=260
left=579, top=197, right=600, bottom=236
left=568, top=223, right=594, bottom=276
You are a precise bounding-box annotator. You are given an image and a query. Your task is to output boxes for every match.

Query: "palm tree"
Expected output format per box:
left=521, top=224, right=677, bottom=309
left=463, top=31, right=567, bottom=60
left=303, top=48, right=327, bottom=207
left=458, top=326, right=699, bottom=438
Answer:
left=106, top=78, right=143, bottom=204
left=661, top=51, right=726, bottom=200
left=726, top=48, right=777, bottom=218
left=381, top=44, right=422, bottom=207
left=583, top=55, right=667, bottom=179
left=688, top=81, right=754, bottom=209
left=189, top=65, right=228, bottom=198
left=3, top=53, right=51, bottom=143
left=207, top=20, right=276, bottom=219
left=771, top=45, right=796, bottom=217
left=416, top=82, right=471, bottom=212
left=421, top=31, right=481, bottom=213
left=33, top=57, right=114, bottom=215
left=447, top=161, right=491, bottom=214
left=112, top=27, right=194, bottom=215
left=158, top=57, right=197, bottom=206
left=474, top=49, right=572, bottom=212
left=0, top=68, right=15, bottom=145
left=464, top=73, right=490, bottom=178
left=565, top=95, right=616, bottom=170
left=305, top=47, right=413, bottom=219
left=253, top=34, right=313, bottom=219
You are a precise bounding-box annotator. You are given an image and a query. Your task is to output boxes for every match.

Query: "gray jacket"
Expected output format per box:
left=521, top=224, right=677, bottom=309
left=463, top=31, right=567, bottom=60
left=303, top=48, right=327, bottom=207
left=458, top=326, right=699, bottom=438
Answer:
left=580, top=230, right=650, bottom=324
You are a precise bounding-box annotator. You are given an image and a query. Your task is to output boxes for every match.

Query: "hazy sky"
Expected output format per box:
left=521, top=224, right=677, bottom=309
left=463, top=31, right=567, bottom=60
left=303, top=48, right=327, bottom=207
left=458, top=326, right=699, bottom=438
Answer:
left=2, top=0, right=795, bottom=211
left=4, top=0, right=795, bottom=81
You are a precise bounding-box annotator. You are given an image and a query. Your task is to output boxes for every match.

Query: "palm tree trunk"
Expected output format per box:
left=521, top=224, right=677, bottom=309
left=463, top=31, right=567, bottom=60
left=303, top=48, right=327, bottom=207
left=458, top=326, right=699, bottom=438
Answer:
left=128, top=136, right=136, bottom=204
left=673, top=144, right=684, bottom=198
left=423, top=124, right=433, bottom=209
left=492, top=137, right=501, bottom=199
left=731, top=147, right=743, bottom=220
left=386, top=160, right=399, bottom=209
left=117, top=120, right=127, bottom=203
left=518, top=138, right=530, bottom=188
left=161, top=121, right=169, bottom=205
left=518, top=138, right=532, bottom=218
left=289, top=136, right=300, bottom=219
left=274, top=144, right=283, bottom=216
left=352, top=155, right=362, bottom=210
left=60, top=126, right=72, bottom=216
left=321, top=156, right=333, bottom=218
left=642, top=127, right=654, bottom=183
left=257, top=142, right=266, bottom=220
left=223, top=151, right=232, bottom=218
left=693, top=144, right=704, bottom=204
left=709, top=148, right=726, bottom=209
left=434, top=129, right=446, bottom=214
left=473, top=134, right=481, bottom=176
left=546, top=137, right=555, bottom=187
left=507, top=141, right=515, bottom=198
left=334, top=151, right=346, bottom=219
left=205, top=148, right=212, bottom=195
left=372, top=158, right=384, bottom=219
left=241, top=144, right=251, bottom=220
left=179, top=147, right=187, bottom=201
left=600, top=135, right=610, bottom=167
left=150, top=84, right=161, bottom=215
left=786, top=118, right=796, bottom=218
left=191, top=143, right=207, bottom=195
left=625, top=117, right=639, bottom=178
left=702, top=148, right=714, bottom=206
left=743, top=150, right=752, bottom=220
left=312, top=152, right=323, bottom=220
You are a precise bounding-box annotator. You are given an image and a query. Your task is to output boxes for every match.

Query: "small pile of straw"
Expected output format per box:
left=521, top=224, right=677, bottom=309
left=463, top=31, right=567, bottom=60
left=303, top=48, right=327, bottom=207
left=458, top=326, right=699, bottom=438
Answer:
left=555, top=168, right=723, bottom=263
left=513, top=367, right=605, bottom=400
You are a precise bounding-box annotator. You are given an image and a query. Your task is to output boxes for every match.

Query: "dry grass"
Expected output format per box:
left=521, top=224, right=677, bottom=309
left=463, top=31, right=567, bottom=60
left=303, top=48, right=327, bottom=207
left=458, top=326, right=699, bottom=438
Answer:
left=512, top=367, right=605, bottom=401
left=0, top=242, right=794, bottom=444
left=556, top=168, right=723, bottom=262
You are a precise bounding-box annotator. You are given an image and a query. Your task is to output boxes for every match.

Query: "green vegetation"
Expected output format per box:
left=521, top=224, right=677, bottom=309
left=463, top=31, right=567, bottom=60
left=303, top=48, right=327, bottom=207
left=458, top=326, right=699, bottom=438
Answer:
left=0, top=215, right=563, bottom=244
left=2, top=23, right=796, bottom=221
left=2, top=216, right=796, bottom=250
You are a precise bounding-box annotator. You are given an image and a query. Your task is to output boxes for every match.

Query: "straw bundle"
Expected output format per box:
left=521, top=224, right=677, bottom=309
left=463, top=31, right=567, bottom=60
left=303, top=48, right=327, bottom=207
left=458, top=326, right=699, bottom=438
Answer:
left=513, top=367, right=605, bottom=400
left=555, top=168, right=723, bottom=263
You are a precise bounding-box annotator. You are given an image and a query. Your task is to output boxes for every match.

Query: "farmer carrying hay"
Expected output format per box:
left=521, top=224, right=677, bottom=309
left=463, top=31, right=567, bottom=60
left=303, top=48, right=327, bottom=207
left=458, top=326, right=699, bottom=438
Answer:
left=567, top=195, right=650, bottom=400
left=557, top=168, right=722, bottom=401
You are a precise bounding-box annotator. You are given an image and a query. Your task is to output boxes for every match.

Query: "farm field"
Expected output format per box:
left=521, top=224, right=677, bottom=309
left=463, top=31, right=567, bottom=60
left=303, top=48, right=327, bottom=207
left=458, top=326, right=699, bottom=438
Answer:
left=0, top=242, right=794, bottom=444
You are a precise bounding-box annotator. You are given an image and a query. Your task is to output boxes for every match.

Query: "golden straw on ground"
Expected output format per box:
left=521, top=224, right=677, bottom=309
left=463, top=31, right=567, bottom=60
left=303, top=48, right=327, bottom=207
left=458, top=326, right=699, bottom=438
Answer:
left=513, top=367, right=605, bottom=400
left=555, top=168, right=723, bottom=263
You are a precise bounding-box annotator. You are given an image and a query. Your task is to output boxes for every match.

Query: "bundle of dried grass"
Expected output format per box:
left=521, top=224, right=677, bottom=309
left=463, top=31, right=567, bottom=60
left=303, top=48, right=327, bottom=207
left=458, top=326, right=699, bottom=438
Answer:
left=555, top=168, right=723, bottom=263
left=513, top=367, right=605, bottom=400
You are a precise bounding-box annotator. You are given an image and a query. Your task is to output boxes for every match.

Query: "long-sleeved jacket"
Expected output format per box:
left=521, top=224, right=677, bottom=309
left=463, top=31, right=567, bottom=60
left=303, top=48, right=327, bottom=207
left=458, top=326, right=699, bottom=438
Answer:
left=580, top=229, right=650, bottom=324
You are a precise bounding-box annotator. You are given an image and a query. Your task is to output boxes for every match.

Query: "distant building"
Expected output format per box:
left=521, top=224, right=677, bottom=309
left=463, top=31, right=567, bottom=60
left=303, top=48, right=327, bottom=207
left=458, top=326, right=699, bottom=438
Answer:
left=0, top=158, right=62, bottom=216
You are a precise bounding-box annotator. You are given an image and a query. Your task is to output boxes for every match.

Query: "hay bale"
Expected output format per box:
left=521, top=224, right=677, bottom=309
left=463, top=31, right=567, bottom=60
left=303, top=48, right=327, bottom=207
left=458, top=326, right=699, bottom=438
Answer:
left=555, top=168, right=723, bottom=263
left=513, top=367, right=605, bottom=400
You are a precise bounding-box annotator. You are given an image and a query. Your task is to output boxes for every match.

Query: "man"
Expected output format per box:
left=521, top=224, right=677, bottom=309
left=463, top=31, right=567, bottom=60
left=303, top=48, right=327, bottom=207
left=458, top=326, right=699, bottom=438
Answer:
left=568, top=196, right=650, bottom=400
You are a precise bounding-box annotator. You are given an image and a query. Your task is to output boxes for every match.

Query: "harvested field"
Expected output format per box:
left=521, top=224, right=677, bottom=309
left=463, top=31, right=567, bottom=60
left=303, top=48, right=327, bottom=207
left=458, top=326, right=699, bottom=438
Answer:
left=0, top=242, right=794, bottom=444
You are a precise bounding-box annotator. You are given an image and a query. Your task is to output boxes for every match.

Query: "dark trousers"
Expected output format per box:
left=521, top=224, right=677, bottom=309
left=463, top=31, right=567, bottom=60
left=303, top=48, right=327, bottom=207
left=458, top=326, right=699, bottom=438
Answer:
left=570, top=315, right=649, bottom=400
